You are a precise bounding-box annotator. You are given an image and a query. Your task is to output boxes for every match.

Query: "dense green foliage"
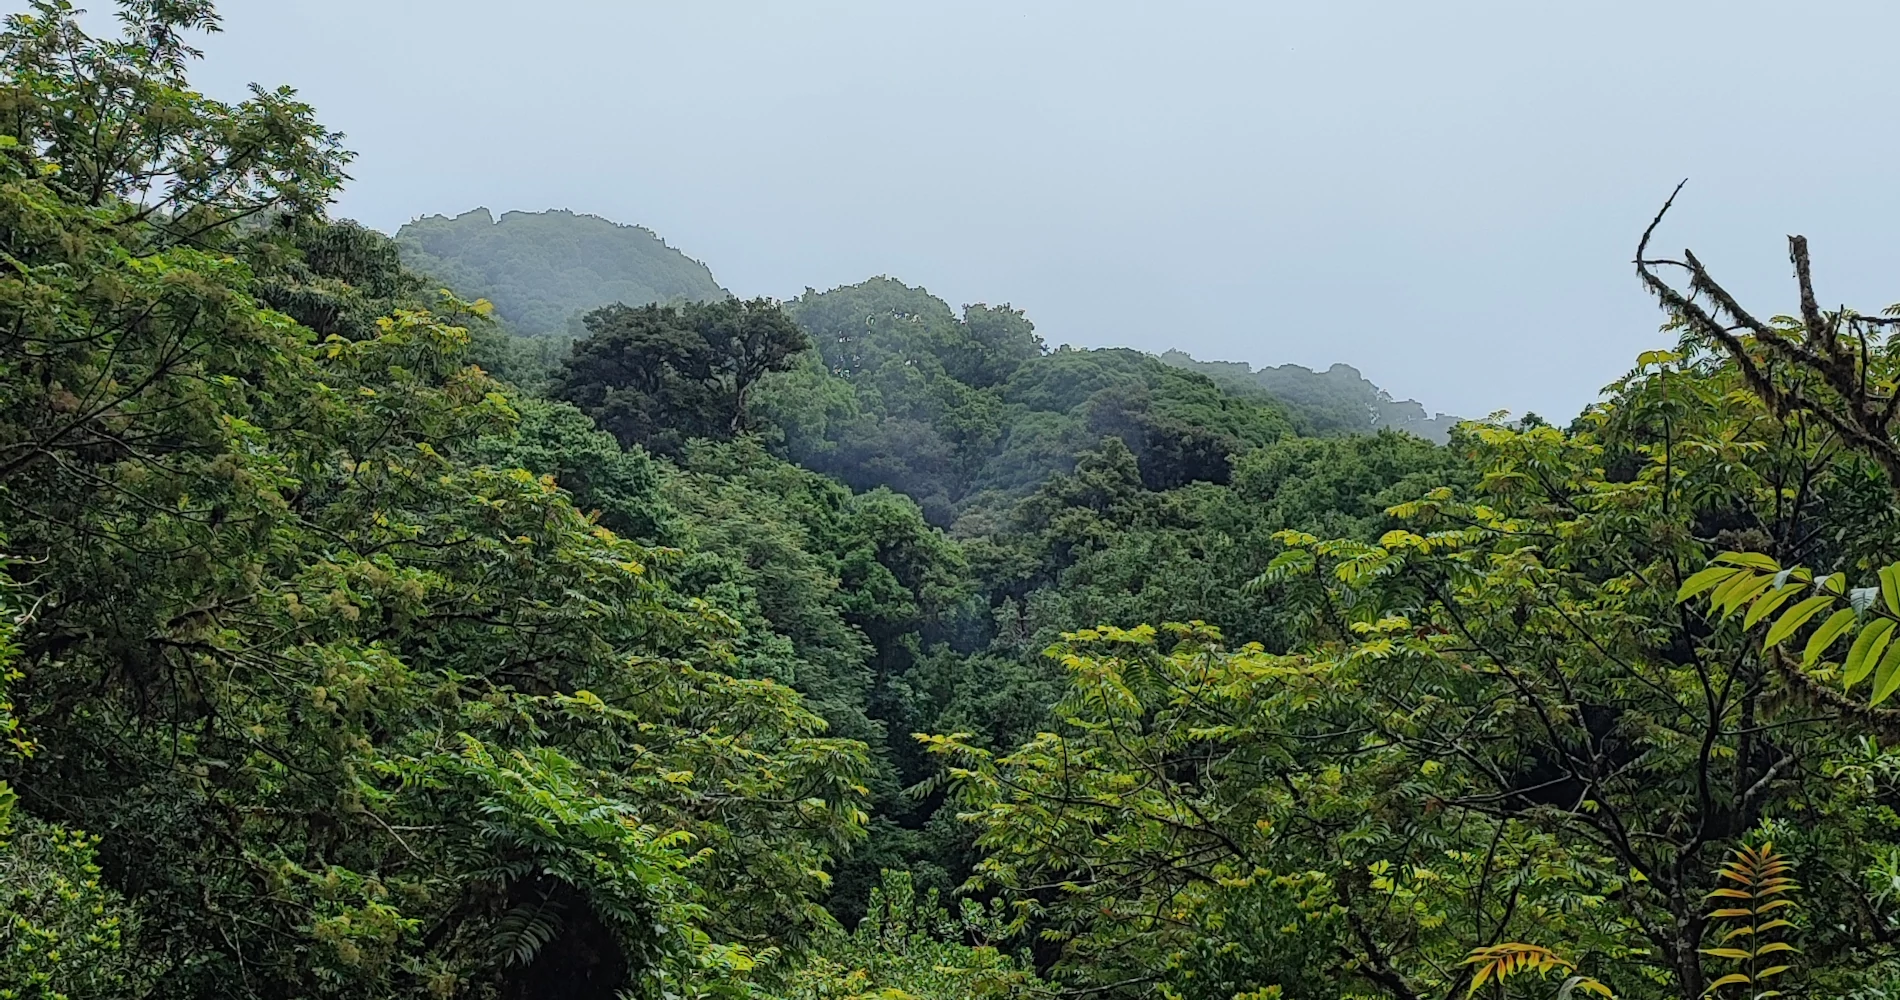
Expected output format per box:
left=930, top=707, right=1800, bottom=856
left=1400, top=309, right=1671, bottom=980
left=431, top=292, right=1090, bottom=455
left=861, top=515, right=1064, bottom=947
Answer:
left=395, top=208, right=725, bottom=335
left=770, top=871, right=1044, bottom=1000
left=760, top=278, right=1300, bottom=526
left=12, top=5, right=1900, bottom=1000
left=0, top=8, right=860, bottom=996
left=0, top=596, right=151, bottom=1000
left=555, top=299, right=809, bottom=455
left=915, top=252, right=1900, bottom=998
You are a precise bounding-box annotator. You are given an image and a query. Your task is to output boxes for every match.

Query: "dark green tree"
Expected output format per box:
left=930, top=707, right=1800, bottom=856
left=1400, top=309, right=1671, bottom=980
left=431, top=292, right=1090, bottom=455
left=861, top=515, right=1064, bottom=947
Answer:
left=556, top=298, right=808, bottom=453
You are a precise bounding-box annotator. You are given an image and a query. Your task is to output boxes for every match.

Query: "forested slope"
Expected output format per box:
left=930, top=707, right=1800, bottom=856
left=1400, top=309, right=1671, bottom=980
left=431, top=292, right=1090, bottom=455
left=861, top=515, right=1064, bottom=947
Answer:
left=395, top=208, right=726, bottom=335
left=7, top=5, right=1900, bottom=1000
left=1158, top=349, right=1462, bottom=441
left=388, top=207, right=1457, bottom=449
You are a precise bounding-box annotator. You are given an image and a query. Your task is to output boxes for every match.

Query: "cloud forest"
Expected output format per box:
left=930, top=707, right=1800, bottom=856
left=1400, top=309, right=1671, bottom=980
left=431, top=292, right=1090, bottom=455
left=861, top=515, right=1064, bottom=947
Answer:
left=4, top=5, right=1900, bottom=1000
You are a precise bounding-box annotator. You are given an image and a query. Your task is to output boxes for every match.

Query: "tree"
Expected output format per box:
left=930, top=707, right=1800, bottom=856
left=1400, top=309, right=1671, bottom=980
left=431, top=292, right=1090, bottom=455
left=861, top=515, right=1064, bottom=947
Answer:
left=704, top=296, right=812, bottom=433
left=0, top=0, right=346, bottom=241
left=941, top=304, right=1044, bottom=390
left=555, top=298, right=808, bottom=453
left=0, top=581, right=153, bottom=1000
left=1158, top=351, right=1459, bottom=443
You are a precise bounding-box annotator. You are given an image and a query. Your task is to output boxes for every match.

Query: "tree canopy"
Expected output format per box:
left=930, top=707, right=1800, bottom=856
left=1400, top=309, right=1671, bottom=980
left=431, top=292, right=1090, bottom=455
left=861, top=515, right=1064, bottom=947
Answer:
left=554, top=298, right=809, bottom=454
left=1160, top=350, right=1462, bottom=442
left=10, top=5, right=1900, bottom=1000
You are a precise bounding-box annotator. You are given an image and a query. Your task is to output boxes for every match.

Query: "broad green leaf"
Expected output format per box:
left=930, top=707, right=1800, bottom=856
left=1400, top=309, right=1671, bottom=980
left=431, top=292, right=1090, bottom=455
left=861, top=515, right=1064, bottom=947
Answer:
left=1743, top=585, right=1803, bottom=631
left=1883, top=564, right=1900, bottom=616
left=1707, top=570, right=1760, bottom=613
left=1677, top=565, right=1742, bottom=603
left=1763, top=595, right=1834, bottom=647
left=1845, top=619, right=1897, bottom=689
left=1873, top=639, right=1900, bottom=706
left=1714, top=552, right=1781, bottom=571
left=1804, top=608, right=1860, bottom=666
left=1719, top=574, right=1779, bottom=618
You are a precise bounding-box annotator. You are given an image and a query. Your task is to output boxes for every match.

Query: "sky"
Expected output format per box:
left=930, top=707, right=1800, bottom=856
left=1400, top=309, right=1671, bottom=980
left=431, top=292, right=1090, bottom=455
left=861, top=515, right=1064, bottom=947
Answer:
left=180, top=0, right=1900, bottom=421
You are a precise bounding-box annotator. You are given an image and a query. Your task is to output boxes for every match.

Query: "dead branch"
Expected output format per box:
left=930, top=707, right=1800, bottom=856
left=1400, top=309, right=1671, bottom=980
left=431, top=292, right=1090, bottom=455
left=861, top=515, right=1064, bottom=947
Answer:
left=1634, top=187, right=1900, bottom=490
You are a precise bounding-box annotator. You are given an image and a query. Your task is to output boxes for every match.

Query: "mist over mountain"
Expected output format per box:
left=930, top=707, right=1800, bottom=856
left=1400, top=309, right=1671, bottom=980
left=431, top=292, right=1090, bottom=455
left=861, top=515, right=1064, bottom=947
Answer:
left=394, top=207, right=726, bottom=334
left=13, top=7, right=1888, bottom=998
left=1156, top=351, right=1460, bottom=442
left=409, top=207, right=1456, bottom=446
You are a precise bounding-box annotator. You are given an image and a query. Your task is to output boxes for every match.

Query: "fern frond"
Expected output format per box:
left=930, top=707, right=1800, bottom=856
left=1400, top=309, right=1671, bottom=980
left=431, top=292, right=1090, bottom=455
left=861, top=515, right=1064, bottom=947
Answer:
left=489, top=900, right=564, bottom=968
left=1701, top=843, right=1801, bottom=996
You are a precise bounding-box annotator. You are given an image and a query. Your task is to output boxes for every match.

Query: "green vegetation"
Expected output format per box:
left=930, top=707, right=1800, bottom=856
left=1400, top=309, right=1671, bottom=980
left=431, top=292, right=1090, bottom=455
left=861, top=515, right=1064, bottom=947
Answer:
left=1159, top=350, right=1462, bottom=441
left=7, top=4, right=1900, bottom=1000
left=765, top=277, right=1300, bottom=526
left=554, top=298, right=809, bottom=455
left=774, top=870, right=1044, bottom=1000
left=395, top=208, right=725, bottom=336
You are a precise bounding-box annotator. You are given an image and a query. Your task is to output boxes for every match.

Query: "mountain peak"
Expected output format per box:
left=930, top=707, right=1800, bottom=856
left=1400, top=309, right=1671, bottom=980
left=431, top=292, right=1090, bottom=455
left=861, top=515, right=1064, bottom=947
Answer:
left=394, top=208, right=726, bottom=334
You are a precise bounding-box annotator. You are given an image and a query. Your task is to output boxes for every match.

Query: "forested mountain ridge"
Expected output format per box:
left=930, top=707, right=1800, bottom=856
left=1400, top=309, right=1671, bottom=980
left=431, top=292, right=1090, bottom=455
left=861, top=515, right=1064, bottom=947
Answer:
left=393, top=202, right=1455, bottom=445
left=769, top=277, right=1300, bottom=525
left=8, top=5, right=1900, bottom=1000
left=1157, top=349, right=1461, bottom=441
left=395, top=207, right=727, bottom=334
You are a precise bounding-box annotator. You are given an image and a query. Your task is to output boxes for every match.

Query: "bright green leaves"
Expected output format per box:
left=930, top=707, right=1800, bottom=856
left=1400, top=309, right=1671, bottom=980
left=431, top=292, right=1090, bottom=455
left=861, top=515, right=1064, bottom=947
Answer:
left=1844, top=620, right=1896, bottom=689
left=1682, top=552, right=1900, bottom=705
left=1874, top=637, right=1900, bottom=706
left=0, top=814, right=154, bottom=1000
left=769, top=871, right=1045, bottom=1000
left=1763, top=596, right=1834, bottom=647
left=1743, top=584, right=1804, bottom=630
left=1679, top=564, right=1746, bottom=602
left=1714, top=571, right=1782, bottom=619
left=0, top=26, right=875, bottom=994
left=1803, top=609, right=1859, bottom=667
left=0, top=0, right=348, bottom=235
left=920, top=612, right=1640, bottom=1000
left=1718, top=552, right=1783, bottom=572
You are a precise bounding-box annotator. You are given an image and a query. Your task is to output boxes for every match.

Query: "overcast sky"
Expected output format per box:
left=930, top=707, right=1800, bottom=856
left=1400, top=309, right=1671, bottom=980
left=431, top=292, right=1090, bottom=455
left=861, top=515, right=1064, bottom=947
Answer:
left=183, top=1, right=1900, bottom=420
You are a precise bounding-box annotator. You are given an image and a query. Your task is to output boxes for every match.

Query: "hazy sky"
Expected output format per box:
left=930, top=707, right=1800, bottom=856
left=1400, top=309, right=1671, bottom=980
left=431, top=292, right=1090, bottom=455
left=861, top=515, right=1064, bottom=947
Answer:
left=184, top=1, right=1900, bottom=420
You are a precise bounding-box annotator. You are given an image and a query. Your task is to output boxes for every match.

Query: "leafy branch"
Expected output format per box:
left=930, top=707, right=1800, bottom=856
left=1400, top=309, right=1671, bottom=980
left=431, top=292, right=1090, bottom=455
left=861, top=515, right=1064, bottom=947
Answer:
left=1679, top=552, right=1900, bottom=707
